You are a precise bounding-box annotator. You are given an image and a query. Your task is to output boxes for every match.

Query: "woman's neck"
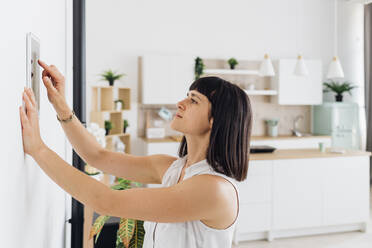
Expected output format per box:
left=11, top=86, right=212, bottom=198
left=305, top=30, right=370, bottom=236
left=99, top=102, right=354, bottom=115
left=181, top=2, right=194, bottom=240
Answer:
left=184, top=132, right=210, bottom=168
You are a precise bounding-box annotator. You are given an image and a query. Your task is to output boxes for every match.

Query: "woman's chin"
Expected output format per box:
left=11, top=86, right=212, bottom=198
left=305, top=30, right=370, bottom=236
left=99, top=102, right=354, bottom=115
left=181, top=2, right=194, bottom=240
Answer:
left=170, top=121, right=181, bottom=132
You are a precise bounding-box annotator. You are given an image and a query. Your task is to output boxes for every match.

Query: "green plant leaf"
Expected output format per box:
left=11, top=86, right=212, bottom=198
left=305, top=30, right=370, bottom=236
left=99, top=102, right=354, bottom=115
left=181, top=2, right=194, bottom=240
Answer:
left=117, top=218, right=136, bottom=248
left=129, top=220, right=145, bottom=248
left=90, top=215, right=111, bottom=243
left=323, top=80, right=357, bottom=95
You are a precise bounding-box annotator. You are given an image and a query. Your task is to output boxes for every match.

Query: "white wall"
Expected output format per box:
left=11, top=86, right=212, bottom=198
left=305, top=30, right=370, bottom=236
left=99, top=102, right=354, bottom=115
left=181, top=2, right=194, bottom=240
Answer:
left=86, top=0, right=365, bottom=154
left=0, top=0, right=72, bottom=247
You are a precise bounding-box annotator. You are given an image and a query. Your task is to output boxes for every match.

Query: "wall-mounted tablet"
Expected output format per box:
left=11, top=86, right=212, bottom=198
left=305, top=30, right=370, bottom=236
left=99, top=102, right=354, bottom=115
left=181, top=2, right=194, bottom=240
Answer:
left=26, top=32, right=40, bottom=115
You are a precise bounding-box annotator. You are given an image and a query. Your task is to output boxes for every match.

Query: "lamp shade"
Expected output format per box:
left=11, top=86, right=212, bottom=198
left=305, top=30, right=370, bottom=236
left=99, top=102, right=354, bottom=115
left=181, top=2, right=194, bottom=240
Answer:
left=294, top=55, right=308, bottom=76
left=259, top=54, right=275, bottom=76
left=327, top=56, right=344, bottom=79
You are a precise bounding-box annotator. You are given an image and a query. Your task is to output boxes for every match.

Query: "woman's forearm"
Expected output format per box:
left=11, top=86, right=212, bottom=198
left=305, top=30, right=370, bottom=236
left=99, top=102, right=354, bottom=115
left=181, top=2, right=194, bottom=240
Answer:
left=33, top=145, right=111, bottom=214
left=53, top=100, right=104, bottom=167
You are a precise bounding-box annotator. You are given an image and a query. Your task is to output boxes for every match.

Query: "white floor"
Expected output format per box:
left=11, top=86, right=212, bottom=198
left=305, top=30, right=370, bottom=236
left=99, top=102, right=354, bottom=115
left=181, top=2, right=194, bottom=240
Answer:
left=235, top=187, right=372, bottom=248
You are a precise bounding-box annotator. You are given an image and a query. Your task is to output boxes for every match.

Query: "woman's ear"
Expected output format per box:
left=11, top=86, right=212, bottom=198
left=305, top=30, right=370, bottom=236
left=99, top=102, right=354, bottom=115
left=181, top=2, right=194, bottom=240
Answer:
left=209, top=118, right=213, bottom=128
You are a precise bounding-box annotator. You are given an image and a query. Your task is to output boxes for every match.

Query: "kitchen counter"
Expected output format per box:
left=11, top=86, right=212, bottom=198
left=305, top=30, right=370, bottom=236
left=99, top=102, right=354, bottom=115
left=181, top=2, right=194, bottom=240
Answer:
left=141, top=135, right=331, bottom=143
left=250, top=148, right=371, bottom=161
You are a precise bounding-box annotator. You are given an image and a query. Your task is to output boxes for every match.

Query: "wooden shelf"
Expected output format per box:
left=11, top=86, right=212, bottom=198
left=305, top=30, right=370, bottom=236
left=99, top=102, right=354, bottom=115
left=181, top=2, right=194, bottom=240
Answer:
left=91, top=87, right=131, bottom=111
left=204, top=69, right=259, bottom=75
left=105, top=133, right=131, bottom=153
left=90, top=85, right=131, bottom=155
left=244, top=90, right=278, bottom=96
left=105, top=133, right=130, bottom=138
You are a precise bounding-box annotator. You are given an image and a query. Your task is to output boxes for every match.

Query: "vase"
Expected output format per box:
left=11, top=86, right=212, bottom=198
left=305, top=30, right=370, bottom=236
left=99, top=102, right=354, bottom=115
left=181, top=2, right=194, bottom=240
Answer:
left=124, top=127, right=127, bottom=133
left=335, top=94, right=343, bottom=102
left=229, top=65, right=235, bottom=70
left=109, top=80, right=114, bottom=86
left=105, top=129, right=110, bottom=135
left=115, top=102, right=122, bottom=111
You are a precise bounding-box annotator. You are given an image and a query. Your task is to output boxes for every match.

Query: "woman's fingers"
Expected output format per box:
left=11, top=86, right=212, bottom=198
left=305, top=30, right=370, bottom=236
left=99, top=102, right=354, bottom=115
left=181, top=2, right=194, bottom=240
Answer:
left=42, top=76, right=58, bottom=94
left=23, top=91, right=35, bottom=119
left=19, top=106, right=29, bottom=128
left=25, top=88, right=36, bottom=108
left=38, top=59, right=64, bottom=80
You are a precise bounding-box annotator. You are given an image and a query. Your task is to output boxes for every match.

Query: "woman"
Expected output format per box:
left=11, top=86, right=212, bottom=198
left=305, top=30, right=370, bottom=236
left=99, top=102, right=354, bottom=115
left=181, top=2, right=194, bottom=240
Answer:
left=19, top=60, right=252, bottom=247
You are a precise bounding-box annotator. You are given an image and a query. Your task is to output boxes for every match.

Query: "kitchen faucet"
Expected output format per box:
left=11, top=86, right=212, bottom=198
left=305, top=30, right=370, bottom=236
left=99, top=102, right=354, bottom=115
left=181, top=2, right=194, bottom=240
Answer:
left=292, top=115, right=310, bottom=137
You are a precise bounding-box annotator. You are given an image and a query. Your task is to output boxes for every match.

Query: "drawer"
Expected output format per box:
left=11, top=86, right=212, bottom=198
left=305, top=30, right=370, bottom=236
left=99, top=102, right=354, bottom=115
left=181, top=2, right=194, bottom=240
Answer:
left=247, top=160, right=272, bottom=176
left=238, top=175, right=272, bottom=204
left=236, top=203, right=271, bottom=233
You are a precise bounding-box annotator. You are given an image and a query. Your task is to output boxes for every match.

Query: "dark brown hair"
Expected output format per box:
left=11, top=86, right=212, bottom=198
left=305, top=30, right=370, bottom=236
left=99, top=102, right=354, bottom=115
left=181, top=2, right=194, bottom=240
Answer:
left=178, top=76, right=252, bottom=181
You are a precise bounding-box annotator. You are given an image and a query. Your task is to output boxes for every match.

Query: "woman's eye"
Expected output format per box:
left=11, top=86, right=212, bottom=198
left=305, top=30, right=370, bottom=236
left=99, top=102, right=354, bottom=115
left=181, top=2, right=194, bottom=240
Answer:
left=191, top=99, right=197, bottom=104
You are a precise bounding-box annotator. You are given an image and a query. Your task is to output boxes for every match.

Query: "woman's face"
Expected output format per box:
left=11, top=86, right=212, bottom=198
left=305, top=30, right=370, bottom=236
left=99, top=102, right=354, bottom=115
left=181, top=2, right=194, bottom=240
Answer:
left=170, top=90, right=213, bottom=135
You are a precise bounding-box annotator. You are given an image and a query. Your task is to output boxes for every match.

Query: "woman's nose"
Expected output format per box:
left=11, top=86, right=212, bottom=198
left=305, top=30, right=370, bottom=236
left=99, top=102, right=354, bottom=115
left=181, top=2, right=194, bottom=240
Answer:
left=177, top=99, right=186, bottom=110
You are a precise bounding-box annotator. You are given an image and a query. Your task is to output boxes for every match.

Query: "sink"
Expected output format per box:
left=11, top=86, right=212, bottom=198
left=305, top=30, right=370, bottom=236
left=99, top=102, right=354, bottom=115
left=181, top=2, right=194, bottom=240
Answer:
left=292, top=129, right=312, bottom=137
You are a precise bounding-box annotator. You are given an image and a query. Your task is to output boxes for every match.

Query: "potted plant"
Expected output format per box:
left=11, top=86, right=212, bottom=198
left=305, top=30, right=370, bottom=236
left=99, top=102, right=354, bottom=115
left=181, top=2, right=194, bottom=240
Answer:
left=114, top=99, right=124, bottom=111
left=104, top=120, right=114, bottom=135
left=227, top=57, right=238, bottom=69
left=323, top=80, right=357, bottom=102
left=123, top=119, right=129, bottom=133
left=90, top=178, right=144, bottom=248
left=194, top=57, right=205, bottom=80
left=100, top=69, right=125, bottom=86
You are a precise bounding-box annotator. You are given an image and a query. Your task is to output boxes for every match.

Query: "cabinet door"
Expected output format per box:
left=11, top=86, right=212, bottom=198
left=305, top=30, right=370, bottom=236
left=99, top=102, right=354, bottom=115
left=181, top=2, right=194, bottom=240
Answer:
left=273, top=158, right=322, bottom=230
left=322, top=156, right=370, bottom=225
left=272, top=59, right=322, bottom=105
left=238, top=160, right=272, bottom=204
left=237, top=203, right=271, bottom=233
left=141, top=55, right=193, bottom=104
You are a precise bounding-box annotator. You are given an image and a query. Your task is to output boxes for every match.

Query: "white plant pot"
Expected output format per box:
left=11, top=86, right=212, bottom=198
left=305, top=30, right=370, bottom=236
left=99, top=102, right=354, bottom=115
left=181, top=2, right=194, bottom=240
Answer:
left=115, top=102, right=122, bottom=111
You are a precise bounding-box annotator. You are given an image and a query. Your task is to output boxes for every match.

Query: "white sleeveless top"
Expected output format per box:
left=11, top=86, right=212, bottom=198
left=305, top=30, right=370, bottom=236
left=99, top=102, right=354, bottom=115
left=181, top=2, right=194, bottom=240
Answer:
left=143, top=155, right=239, bottom=248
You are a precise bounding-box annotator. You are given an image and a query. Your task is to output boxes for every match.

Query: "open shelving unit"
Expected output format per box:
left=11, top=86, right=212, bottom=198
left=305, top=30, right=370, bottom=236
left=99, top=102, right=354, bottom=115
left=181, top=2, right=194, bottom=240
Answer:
left=90, top=86, right=131, bottom=153
left=244, top=89, right=278, bottom=96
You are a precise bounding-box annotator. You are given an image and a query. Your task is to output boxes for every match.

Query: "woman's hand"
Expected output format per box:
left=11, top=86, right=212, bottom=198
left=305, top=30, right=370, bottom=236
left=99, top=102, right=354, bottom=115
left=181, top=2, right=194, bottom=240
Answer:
left=19, top=88, right=46, bottom=157
left=38, top=59, right=66, bottom=108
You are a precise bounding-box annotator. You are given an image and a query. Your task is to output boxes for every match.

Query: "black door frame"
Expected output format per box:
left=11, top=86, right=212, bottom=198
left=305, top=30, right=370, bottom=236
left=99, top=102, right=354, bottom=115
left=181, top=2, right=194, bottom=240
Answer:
left=70, top=0, right=86, bottom=247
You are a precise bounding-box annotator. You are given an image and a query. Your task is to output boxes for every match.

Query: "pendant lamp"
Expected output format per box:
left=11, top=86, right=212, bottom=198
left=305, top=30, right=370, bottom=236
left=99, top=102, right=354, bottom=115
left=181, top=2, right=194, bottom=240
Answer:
left=259, top=54, right=275, bottom=77
left=294, top=55, right=309, bottom=76
left=327, top=0, right=344, bottom=79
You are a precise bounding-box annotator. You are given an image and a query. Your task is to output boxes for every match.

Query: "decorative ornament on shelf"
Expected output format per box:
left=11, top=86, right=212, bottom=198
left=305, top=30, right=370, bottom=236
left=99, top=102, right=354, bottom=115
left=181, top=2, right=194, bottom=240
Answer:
left=100, top=69, right=125, bottom=86
left=227, top=57, right=238, bottom=69
left=294, top=54, right=309, bottom=76
left=114, top=99, right=124, bottom=111
left=327, top=0, right=344, bottom=79
left=259, top=54, right=275, bottom=77
left=323, top=80, right=357, bottom=102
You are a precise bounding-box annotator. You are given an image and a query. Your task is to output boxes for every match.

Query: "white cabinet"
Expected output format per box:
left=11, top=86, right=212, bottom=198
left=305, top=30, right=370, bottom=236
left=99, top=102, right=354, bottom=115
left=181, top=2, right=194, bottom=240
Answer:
left=322, top=156, right=370, bottom=225
left=141, top=55, right=194, bottom=104
left=235, top=161, right=273, bottom=239
left=272, top=159, right=323, bottom=230
left=271, top=59, right=322, bottom=105
left=237, top=203, right=271, bottom=233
